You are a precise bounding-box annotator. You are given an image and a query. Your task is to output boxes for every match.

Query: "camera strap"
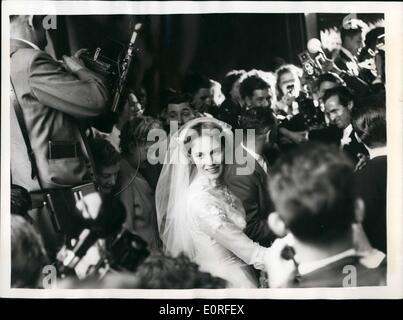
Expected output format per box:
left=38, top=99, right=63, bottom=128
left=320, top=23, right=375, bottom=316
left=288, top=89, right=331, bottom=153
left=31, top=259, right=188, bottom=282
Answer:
left=77, top=123, right=100, bottom=187
left=10, top=76, right=45, bottom=191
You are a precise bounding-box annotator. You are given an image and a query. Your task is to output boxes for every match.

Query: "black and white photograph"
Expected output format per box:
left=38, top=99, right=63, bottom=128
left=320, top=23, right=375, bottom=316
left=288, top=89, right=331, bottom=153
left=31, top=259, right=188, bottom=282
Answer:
left=1, top=1, right=402, bottom=299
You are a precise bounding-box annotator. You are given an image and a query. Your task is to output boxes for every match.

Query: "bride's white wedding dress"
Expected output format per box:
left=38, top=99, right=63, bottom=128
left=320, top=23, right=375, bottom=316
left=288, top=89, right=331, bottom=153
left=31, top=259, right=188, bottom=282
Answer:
left=186, top=175, right=265, bottom=288
left=156, top=117, right=268, bottom=288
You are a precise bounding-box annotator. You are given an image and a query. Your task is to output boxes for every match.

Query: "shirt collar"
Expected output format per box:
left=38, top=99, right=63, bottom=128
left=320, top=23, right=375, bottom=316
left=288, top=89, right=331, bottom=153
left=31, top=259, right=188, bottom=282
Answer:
left=340, top=46, right=356, bottom=62
left=368, top=146, right=387, bottom=160
left=343, top=124, right=353, bottom=138
left=340, top=124, right=354, bottom=147
left=12, top=38, right=40, bottom=50
left=298, top=248, right=356, bottom=276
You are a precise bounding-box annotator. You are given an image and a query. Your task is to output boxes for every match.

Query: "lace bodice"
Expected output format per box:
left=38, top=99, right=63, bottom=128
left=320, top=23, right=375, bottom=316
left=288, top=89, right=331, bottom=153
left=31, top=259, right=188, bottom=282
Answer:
left=185, top=175, right=267, bottom=288
left=187, top=175, right=247, bottom=234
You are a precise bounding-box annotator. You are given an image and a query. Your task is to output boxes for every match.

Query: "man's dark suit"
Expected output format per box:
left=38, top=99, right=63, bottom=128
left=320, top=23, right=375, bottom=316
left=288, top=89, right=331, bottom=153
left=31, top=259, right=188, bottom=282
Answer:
left=355, top=155, right=387, bottom=253
left=288, top=255, right=386, bottom=287
left=309, top=126, right=368, bottom=164
left=334, top=48, right=361, bottom=77
left=224, top=145, right=276, bottom=247
left=10, top=39, right=109, bottom=191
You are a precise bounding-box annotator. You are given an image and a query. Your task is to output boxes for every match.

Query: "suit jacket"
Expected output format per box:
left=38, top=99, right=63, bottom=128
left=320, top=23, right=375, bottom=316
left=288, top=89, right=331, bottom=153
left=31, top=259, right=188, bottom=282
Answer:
left=224, top=145, right=276, bottom=247
left=355, top=156, right=387, bottom=253
left=10, top=39, right=109, bottom=191
left=289, top=255, right=386, bottom=288
left=116, top=159, right=161, bottom=250
left=309, top=126, right=368, bottom=164
left=334, top=48, right=361, bottom=77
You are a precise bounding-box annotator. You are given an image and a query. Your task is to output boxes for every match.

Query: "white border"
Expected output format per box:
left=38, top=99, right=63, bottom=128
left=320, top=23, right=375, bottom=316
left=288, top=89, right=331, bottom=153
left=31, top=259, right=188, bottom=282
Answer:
left=1, top=1, right=402, bottom=299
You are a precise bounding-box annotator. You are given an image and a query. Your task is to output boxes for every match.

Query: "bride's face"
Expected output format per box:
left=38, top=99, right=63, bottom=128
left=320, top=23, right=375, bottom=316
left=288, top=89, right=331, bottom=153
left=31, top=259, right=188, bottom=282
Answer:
left=190, top=135, right=224, bottom=181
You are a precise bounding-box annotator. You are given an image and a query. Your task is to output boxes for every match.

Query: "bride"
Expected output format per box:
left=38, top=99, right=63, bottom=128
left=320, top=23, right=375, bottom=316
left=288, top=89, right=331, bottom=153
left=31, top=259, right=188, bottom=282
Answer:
left=156, top=117, right=269, bottom=288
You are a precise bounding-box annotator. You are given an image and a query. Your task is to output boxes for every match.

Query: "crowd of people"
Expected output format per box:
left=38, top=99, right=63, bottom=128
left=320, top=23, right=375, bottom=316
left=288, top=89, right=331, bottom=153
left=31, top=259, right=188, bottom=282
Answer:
left=9, top=15, right=387, bottom=289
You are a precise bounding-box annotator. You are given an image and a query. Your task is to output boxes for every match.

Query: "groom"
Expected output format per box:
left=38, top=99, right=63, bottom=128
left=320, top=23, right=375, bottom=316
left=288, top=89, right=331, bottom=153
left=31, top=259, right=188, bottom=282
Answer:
left=224, top=107, right=278, bottom=248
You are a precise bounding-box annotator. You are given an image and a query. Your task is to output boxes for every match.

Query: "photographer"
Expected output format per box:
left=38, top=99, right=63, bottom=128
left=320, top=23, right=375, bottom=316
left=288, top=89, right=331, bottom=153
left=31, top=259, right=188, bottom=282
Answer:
left=10, top=15, right=110, bottom=191
left=10, top=15, right=110, bottom=257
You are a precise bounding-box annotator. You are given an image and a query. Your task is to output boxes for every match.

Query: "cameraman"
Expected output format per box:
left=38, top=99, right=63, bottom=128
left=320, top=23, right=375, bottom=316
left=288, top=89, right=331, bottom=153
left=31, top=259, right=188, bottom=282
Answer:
left=10, top=15, right=109, bottom=191
left=10, top=15, right=110, bottom=257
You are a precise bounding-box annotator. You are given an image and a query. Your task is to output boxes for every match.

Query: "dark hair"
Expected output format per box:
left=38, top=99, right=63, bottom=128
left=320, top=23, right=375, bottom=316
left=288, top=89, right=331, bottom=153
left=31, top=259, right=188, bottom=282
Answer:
left=10, top=15, right=20, bottom=23
left=89, top=138, right=121, bottom=172
left=164, top=91, right=192, bottom=110
left=11, top=184, right=32, bottom=216
left=182, top=73, right=212, bottom=96
left=364, top=27, right=385, bottom=49
left=269, top=143, right=356, bottom=243
left=134, top=251, right=227, bottom=289
left=90, top=194, right=127, bottom=238
left=239, top=75, right=269, bottom=100
left=120, top=116, right=163, bottom=156
left=239, top=107, right=277, bottom=136
left=221, top=70, right=245, bottom=98
left=316, top=73, right=344, bottom=90
left=352, top=105, right=386, bottom=148
left=340, top=27, right=362, bottom=44
left=322, top=85, right=354, bottom=107
left=11, top=214, right=49, bottom=288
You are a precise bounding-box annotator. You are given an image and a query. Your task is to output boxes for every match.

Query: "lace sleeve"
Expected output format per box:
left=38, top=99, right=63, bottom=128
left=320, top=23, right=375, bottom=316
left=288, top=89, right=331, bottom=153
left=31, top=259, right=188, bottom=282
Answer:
left=191, top=197, right=268, bottom=271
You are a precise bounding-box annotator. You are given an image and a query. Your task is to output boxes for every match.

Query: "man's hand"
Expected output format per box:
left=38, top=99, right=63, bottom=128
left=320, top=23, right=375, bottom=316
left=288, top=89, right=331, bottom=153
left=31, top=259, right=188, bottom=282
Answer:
left=116, top=93, right=144, bottom=130
left=265, top=235, right=298, bottom=288
left=355, top=153, right=369, bottom=172
left=62, top=48, right=87, bottom=73
left=281, top=93, right=296, bottom=107
left=279, top=128, right=308, bottom=144
left=323, top=59, right=343, bottom=76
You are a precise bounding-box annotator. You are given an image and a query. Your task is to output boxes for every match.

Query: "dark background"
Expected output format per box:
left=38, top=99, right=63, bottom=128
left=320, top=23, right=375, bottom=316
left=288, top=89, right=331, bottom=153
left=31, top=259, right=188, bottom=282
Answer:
left=46, top=13, right=383, bottom=114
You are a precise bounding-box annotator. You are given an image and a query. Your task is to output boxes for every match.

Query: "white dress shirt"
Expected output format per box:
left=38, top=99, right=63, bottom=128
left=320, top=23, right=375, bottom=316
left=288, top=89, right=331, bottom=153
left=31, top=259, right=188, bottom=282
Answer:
left=340, top=123, right=353, bottom=148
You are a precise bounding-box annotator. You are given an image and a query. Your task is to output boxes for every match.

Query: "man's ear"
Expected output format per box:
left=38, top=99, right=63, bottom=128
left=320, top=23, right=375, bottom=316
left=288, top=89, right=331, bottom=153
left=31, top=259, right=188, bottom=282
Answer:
left=28, top=15, right=35, bottom=28
left=268, top=212, right=288, bottom=238
left=347, top=100, right=354, bottom=112
left=28, top=15, right=44, bottom=30
left=244, top=96, right=252, bottom=108
left=354, top=198, right=365, bottom=224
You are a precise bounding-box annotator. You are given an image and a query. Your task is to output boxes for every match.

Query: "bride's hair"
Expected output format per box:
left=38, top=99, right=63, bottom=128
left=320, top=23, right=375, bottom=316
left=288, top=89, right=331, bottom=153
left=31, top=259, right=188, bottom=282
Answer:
left=180, top=120, right=231, bottom=181
left=182, top=121, right=227, bottom=159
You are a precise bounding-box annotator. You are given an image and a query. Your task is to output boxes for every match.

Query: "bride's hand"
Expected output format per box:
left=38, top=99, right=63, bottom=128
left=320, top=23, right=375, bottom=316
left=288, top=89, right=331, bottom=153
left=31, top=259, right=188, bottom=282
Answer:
left=264, top=236, right=298, bottom=288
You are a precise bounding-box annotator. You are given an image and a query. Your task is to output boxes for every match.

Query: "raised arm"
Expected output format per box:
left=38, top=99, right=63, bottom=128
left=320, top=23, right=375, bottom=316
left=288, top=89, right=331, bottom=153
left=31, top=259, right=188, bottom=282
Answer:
left=194, top=200, right=268, bottom=271
left=28, top=51, right=110, bottom=119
